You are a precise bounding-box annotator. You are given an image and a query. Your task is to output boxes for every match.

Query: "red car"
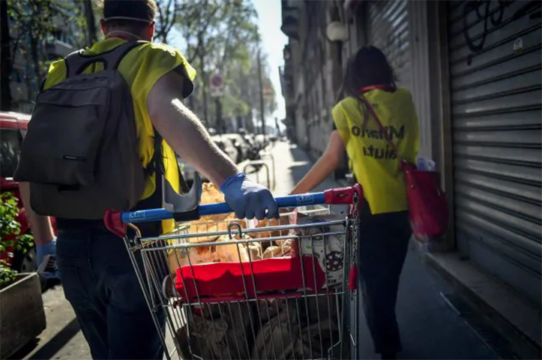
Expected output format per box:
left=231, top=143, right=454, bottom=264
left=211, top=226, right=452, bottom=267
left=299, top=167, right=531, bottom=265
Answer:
left=0, top=111, right=57, bottom=273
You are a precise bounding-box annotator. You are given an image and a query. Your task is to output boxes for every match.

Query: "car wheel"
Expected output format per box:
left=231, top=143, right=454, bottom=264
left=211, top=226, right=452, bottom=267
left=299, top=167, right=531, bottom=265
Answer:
left=17, top=247, right=37, bottom=273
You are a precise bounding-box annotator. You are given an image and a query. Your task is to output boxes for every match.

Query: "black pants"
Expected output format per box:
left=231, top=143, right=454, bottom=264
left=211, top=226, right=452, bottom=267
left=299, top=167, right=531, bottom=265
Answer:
left=358, top=203, right=411, bottom=354
left=56, top=223, right=165, bottom=360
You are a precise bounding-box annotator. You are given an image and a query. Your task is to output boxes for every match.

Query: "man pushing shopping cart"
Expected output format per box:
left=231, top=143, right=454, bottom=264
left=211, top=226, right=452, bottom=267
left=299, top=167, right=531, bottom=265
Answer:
left=14, top=0, right=280, bottom=358
left=103, top=183, right=364, bottom=360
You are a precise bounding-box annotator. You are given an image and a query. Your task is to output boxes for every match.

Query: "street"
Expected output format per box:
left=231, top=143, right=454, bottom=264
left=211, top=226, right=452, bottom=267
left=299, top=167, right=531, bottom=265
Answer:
left=3, top=0, right=540, bottom=358
left=15, top=141, right=499, bottom=360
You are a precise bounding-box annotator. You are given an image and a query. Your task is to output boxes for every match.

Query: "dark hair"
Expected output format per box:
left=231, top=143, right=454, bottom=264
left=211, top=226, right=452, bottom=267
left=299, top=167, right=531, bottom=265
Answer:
left=103, top=0, right=157, bottom=34
left=341, top=46, right=396, bottom=128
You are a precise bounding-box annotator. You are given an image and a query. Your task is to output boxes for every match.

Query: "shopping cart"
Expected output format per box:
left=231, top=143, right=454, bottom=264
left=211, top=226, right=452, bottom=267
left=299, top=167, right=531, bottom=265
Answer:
left=103, top=185, right=363, bottom=360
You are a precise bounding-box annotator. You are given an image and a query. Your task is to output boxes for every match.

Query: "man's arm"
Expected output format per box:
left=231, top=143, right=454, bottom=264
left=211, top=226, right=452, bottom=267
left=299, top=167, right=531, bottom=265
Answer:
left=147, top=71, right=238, bottom=187
left=18, top=182, right=55, bottom=246
left=147, top=70, right=278, bottom=220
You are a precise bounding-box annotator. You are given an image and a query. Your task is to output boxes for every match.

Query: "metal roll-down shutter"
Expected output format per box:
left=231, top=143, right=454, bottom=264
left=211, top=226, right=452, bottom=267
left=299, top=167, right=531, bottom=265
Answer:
left=365, top=0, right=411, bottom=89
left=447, top=0, right=541, bottom=305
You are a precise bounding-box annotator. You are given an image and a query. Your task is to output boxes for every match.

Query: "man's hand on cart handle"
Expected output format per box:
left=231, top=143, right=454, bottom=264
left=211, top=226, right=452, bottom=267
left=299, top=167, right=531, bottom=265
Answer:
left=220, top=173, right=279, bottom=220
left=105, top=185, right=362, bottom=234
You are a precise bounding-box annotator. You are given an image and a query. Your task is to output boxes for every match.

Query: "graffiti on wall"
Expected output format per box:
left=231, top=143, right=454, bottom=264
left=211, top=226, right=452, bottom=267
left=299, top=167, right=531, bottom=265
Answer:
left=462, top=0, right=541, bottom=65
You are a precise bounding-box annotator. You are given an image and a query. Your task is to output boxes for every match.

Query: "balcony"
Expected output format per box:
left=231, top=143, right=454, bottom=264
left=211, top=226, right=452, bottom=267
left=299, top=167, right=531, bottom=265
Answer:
left=45, top=39, right=74, bottom=59
left=279, top=65, right=295, bottom=106
left=281, top=0, right=300, bottom=39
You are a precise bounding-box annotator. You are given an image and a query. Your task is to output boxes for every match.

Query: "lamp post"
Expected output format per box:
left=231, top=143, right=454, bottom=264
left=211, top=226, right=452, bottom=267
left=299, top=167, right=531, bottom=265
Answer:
left=257, top=48, right=266, bottom=136
left=326, top=21, right=349, bottom=42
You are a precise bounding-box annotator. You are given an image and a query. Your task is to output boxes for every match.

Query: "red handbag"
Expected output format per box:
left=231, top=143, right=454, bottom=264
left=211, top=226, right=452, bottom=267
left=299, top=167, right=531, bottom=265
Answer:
left=359, top=94, right=449, bottom=240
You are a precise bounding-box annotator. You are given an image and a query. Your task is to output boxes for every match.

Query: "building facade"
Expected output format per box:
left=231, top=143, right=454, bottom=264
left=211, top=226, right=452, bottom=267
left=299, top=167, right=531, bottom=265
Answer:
left=280, top=0, right=541, bottom=345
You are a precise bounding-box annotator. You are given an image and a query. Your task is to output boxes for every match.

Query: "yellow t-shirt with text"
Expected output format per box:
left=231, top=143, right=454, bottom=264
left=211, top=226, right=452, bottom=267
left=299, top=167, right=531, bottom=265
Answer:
left=44, top=38, right=197, bottom=233
left=333, top=88, right=419, bottom=214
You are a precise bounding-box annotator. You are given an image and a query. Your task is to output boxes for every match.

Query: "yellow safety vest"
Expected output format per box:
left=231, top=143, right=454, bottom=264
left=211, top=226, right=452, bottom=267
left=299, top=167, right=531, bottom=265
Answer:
left=332, top=88, right=419, bottom=214
left=44, top=37, right=197, bottom=233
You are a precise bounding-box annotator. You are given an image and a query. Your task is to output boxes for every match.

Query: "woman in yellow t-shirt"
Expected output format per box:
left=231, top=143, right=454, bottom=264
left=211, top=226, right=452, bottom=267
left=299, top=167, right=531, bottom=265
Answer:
left=291, top=46, right=419, bottom=360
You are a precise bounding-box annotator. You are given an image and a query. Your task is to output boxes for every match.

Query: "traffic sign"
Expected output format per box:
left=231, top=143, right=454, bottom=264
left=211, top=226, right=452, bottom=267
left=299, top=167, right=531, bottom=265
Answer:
left=263, top=85, right=273, bottom=99
left=210, top=74, right=223, bottom=88
left=210, top=73, right=224, bottom=98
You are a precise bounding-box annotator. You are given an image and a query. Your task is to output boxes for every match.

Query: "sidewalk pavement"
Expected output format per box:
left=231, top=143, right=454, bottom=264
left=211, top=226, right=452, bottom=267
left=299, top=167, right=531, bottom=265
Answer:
left=267, top=141, right=498, bottom=360
left=23, top=141, right=498, bottom=360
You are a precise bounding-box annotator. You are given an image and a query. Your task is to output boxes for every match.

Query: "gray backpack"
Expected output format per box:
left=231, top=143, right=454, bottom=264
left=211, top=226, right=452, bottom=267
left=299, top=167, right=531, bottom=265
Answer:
left=14, top=42, right=148, bottom=219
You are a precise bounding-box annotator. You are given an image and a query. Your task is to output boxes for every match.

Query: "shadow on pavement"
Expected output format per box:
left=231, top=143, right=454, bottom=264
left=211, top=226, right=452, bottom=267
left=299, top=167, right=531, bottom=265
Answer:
left=288, top=142, right=313, bottom=163
left=11, top=318, right=81, bottom=360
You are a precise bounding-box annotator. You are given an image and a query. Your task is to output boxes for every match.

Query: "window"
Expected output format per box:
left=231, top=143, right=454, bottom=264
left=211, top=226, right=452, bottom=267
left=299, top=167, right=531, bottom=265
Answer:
left=0, top=130, right=22, bottom=179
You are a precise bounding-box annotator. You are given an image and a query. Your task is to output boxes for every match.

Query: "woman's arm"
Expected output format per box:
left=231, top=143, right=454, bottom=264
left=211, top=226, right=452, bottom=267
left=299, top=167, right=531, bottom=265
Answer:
left=290, top=131, right=345, bottom=195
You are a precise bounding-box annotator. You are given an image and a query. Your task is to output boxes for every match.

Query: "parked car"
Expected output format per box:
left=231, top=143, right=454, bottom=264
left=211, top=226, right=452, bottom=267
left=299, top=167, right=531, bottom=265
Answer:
left=221, top=134, right=250, bottom=163
left=0, top=111, right=57, bottom=275
left=238, top=130, right=262, bottom=161
left=255, top=134, right=270, bottom=149
left=212, top=135, right=241, bottom=163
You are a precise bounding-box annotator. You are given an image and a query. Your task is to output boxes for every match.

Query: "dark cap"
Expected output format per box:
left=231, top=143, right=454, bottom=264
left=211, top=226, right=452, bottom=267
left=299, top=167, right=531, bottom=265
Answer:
left=103, top=0, right=157, bottom=24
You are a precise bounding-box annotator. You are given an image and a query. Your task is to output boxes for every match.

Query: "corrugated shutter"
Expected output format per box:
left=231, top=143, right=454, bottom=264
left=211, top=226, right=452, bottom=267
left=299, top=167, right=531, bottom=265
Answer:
left=366, top=0, right=411, bottom=89
left=447, top=0, right=542, bottom=305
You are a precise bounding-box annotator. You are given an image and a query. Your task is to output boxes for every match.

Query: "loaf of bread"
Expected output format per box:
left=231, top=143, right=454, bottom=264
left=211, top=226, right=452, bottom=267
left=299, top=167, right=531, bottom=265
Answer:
left=189, top=183, right=247, bottom=242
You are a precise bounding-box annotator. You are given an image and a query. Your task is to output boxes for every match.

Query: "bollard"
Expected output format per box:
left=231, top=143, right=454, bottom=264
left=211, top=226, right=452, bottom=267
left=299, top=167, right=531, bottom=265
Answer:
left=243, top=160, right=272, bottom=190
left=259, top=152, right=276, bottom=190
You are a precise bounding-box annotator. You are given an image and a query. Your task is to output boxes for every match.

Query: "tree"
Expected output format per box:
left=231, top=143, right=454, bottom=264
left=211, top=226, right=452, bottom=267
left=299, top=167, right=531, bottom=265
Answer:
left=154, top=0, right=180, bottom=44
left=175, top=0, right=262, bottom=126
left=83, top=0, right=98, bottom=45
left=7, top=0, right=64, bottom=86
left=0, top=0, right=12, bottom=110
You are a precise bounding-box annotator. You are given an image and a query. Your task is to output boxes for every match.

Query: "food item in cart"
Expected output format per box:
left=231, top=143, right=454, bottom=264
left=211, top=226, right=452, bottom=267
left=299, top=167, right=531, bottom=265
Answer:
left=176, top=303, right=254, bottom=359
left=167, top=234, right=263, bottom=274
left=261, top=246, right=281, bottom=259
left=189, top=182, right=247, bottom=243
left=252, top=299, right=300, bottom=359
left=215, top=235, right=250, bottom=263
left=246, top=242, right=263, bottom=260
left=251, top=297, right=342, bottom=359
left=200, top=182, right=226, bottom=207
left=247, top=216, right=290, bottom=239
left=292, top=214, right=345, bottom=289
left=247, top=216, right=292, bottom=252
left=167, top=243, right=219, bottom=274
left=261, top=243, right=291, bottom=259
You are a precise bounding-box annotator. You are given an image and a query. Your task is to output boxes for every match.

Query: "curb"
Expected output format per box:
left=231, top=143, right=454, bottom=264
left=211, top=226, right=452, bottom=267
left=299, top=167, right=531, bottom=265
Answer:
left=421, top=250, right=542, bottom=357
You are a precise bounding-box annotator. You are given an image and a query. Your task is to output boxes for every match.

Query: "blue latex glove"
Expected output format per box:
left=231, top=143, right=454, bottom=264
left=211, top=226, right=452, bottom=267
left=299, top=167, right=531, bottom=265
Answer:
left=221, top=173, right=278, bottom=220
left=36, top=238, right=59, bottom=279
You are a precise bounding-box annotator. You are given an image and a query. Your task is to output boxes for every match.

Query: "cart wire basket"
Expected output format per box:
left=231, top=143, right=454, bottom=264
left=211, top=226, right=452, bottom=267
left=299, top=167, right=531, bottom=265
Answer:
left=104, top=185, right=363, bottom=360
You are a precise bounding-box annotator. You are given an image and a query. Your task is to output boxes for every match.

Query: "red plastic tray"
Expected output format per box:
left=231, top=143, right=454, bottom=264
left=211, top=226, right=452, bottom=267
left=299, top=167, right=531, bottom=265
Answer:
left=175, top=256, right=326, bottom=301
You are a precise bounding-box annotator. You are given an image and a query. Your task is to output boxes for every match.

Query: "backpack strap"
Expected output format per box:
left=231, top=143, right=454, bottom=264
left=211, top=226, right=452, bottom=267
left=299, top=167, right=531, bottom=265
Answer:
left=64, top=41, right=190, bottom=194
left=64, top=41, right=146, bottom=78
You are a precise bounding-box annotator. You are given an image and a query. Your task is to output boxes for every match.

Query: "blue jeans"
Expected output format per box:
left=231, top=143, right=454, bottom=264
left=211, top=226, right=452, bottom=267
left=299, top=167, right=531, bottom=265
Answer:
left=56, top=223, right=165, bottom=360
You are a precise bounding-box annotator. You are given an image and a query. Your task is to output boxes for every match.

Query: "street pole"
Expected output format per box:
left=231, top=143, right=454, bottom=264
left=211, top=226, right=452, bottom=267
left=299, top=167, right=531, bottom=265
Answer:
left=257, top=48, right=266, bottom=136
left=215, top=97, right=222, bottom=135
left=83, top=0, right=98, bottom=44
